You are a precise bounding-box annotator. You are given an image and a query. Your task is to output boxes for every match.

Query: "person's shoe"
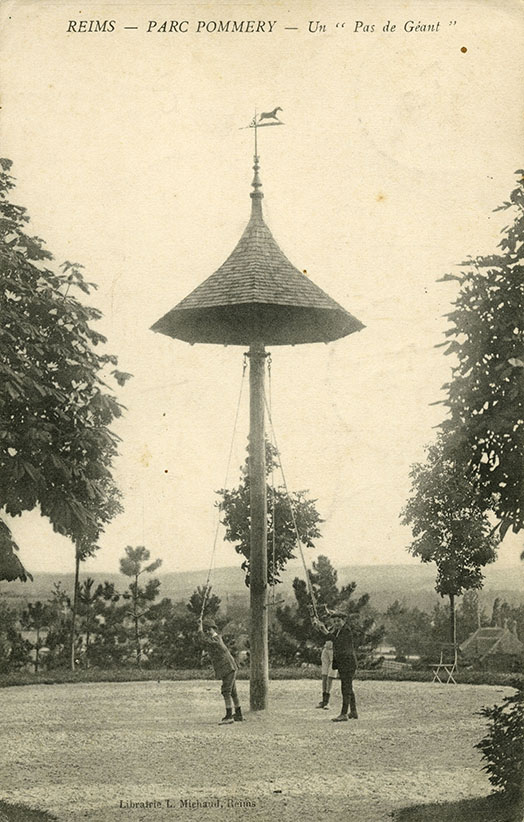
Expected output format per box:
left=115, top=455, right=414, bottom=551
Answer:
left=316, top=701, right=325, bottom=709
left=233, top=709, right=243, bottom=722
left=219, top=712, right=234, bottom=725
left=332, top=714, right=349, bottom=722
left=348, top=713, right=358, bottom=719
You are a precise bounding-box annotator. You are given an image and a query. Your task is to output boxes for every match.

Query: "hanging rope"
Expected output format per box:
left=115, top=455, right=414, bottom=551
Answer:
left=267, top=355, right=277, bottom=608
left=199, top=354, right=248, bottom=621
left=262, top=383, right=320, bottom=621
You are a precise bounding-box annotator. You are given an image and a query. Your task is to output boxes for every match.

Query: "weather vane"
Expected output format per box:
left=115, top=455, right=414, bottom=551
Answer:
left=241, top=106, right=285, bottom=154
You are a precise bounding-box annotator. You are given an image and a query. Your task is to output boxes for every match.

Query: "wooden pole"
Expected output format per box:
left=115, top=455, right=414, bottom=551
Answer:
left=249, top=341, right=268, bottom=710
left=70, top=544, right=80, bottom=671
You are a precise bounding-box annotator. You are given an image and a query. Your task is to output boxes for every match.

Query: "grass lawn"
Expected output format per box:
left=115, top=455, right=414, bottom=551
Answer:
left=0, top=679, right=514, bottom=822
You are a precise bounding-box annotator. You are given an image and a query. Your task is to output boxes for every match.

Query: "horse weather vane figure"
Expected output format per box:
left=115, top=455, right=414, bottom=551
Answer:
left=151, top=109, right=364, bottom=711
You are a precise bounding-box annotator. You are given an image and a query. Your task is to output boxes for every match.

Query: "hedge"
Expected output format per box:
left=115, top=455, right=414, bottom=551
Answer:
left=0, top=667, right=522, bottom=689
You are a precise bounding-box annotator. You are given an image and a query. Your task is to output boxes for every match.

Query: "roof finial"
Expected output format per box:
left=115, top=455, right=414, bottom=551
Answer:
left=250, top=110, right=263, bottom=216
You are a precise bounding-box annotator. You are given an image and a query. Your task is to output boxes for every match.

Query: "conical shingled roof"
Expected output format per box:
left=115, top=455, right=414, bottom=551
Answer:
left=151, top=158, right=364, bottom=346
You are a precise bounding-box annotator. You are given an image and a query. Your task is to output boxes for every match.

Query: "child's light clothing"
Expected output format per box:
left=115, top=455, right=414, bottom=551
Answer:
left=321, top=641, right=338, bottom=678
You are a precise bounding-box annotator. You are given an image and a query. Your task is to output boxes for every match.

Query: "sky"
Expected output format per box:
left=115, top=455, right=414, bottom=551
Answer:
left=1, top=0, right=523, bottom=576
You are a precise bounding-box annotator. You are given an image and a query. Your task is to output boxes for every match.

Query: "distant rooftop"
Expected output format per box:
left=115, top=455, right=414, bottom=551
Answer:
left=460, top=625, right=523, bottom=659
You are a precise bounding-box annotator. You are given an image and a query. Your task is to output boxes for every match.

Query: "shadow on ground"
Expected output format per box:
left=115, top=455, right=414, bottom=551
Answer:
left=0, top=803, right=57, bottom=822
left=393, top=793, right=523, bottom=822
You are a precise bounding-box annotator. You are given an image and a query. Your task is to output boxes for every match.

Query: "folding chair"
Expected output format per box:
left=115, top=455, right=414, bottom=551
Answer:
left=431, top=643, right=458, bottom=684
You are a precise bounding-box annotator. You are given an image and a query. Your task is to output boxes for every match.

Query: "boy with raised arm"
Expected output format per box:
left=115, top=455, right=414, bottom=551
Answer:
left=197, top=616, right=243, bottom=725
left=312, top=611, right=359, bottom=722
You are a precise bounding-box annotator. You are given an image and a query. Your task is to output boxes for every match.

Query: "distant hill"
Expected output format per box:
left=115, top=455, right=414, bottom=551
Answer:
left=1, top=562, right=522, bottom=613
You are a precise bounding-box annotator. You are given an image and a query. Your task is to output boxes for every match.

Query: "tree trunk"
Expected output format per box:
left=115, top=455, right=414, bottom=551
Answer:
left=133, top=576, right=141, bottom=666
left=449, top=593, right=456, bottom=648
left=70, top=545, right=80, bottom=671
left=35, top=626, right=40, bottom=674
left=85, top=622, right=90, bottom=669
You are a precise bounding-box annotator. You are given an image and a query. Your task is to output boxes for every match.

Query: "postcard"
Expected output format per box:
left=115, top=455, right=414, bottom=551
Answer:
left=1, top=1, right=523, bottom=820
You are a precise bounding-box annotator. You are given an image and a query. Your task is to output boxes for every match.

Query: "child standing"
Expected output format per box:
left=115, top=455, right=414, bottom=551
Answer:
left=316, top=639, right=338, bottom=709
left=197, top=617, right=243, bottom=725
left=312, top=611, right=359, bottom=722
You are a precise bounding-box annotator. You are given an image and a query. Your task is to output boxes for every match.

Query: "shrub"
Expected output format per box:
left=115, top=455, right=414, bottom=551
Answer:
left=476, top=677, right=524, bottom=799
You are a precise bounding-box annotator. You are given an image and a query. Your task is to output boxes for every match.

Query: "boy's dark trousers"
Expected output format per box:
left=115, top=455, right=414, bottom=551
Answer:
left=339, top=664, right=357, bottom=717
left=221, top=670, right=240, bottom=706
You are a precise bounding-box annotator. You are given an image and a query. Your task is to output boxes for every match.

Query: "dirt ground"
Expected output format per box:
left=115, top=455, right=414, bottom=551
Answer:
left=0, top=679, right=509, bottom=822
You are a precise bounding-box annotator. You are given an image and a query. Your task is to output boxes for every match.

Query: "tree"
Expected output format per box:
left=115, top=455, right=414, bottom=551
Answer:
left=44, top=583, right=72, bottom=669
left=77, top=578, right=120, bottom=668
left=476, top=679, right=524, bottom=799
left=148, top=588, right=226, bottom=670
left=384, top=600, right=434, bottom=658
left=119, top=546, right=162, bottom=666
left=0, top=520, right=32, bottom=582
left=0, top=157, right=130, bottom=582
left=0, top=602, right=31, bottom=672
left=402, top=436, right=500, bottom=645
left=187, top=585, right=221, bottom=620
left=457, top=590, right=486, bottom=641
left=217, top=442, right=323, bottom=586
left=20, top=601, right=52, bottom=673
left=489, top=598, right=524, bottom=640
left=437, top=171, right=524, bottom=540
left=274, top=555, right=384, bottom=665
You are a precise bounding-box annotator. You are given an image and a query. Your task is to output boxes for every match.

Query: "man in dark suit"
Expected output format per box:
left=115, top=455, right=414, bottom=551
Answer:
left=313, top=611, right=358, bottom=722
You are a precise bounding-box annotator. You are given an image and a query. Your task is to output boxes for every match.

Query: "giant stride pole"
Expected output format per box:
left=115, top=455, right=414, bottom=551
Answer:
left=248, top=341, right=268, bottom=710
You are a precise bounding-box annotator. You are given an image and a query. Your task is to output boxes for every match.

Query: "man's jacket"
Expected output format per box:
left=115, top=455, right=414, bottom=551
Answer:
left=198, top=630, right=237, bottom=678
left=330, top=625, right=358, bottom=671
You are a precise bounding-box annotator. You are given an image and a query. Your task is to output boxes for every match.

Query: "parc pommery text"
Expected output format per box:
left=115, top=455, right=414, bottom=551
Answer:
left=65, top=18, right=446, bottom=35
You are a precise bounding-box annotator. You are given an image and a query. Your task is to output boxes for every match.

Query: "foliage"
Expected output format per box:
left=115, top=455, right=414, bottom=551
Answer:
left=43, top=583, right=73, bottom=669
left=402, top=436, right=499, bottom=643
left=437, top=172, right=524, bottom=538
left=20, top=601, right=53, bottom=672
left=402, top=437, right=500, bottom=599
left=76, top=578, right=120, bottom=668
left=147, top=598, right=197, bottom=668
left=490, top=597, right=524, bottom=638
left=187, top=585, right=221, bottom=619
left=0, top=601, right=31, bottom=673
left=0, top=158, right=130, bottom=578
left=385, top=595, right=490, bottom=661
left=119, top=546, right=162, bottom=665
left=458, top=590, right=486, bottom=641
left=85, top=600, right=128, bottom=668
left=0, top=520, right=32, bottom=581
left=384, top=601, right=434, bottom=658
left=476, top=679, right=524, bottom=799
left=146, top=587, right=246, bottom=670
left=395, top=793, right=522, bottom=822
left=217, top=442, right=323, bottom=586
left=273, top=555, right=385, bottom=665
left=0, top=800, right=58, bottom=821
left=1, top=666, right=521, bottom=688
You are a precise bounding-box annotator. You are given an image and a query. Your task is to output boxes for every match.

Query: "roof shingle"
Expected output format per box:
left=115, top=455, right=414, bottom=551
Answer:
left=152, top=178, right=364, bottom=346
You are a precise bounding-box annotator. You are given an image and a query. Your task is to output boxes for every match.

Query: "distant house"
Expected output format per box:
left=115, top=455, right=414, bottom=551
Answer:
left=459, top=624, right=524, bottom=672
